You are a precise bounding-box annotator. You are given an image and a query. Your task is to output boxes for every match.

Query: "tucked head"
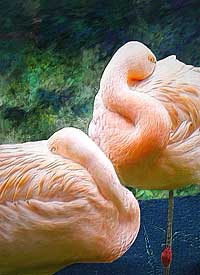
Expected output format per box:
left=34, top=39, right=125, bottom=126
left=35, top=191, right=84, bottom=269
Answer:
left=109, top=41, right=156, bottom=83
left=48, top=127, right=91, bottom=161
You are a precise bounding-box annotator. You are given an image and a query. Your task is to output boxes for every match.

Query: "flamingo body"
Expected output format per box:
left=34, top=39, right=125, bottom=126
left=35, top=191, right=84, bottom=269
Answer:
left=89, top=41, right=200, bottom=190
left=0, top=128, right=140, bottom=275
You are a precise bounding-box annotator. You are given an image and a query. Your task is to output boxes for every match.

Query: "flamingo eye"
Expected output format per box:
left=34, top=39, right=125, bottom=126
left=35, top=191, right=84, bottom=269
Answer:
left=51, top=146, right=57, bottom=153
left=148, top=55, right=156, bottom=63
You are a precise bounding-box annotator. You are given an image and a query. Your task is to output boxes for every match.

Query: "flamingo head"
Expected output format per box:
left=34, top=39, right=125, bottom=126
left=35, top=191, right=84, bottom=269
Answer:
left=47, top=127, right=96, bottom=164
left=108, top=41, right=156, bottom=84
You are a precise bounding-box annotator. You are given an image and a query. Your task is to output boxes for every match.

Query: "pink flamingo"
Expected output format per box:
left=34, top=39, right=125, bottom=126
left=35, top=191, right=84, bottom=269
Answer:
left=89, top=41, right=200, bottom=274
left=0, top=127, right=140, bottom=275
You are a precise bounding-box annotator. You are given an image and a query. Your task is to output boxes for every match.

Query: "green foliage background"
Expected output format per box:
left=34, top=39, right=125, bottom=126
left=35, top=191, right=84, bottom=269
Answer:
left=0, top=0, right=199, bottom=199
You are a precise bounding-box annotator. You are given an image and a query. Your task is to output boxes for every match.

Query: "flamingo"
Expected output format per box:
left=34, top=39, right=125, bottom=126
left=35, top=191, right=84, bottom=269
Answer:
left=0, top=127, right=140, bottom=275
left=89, top=41, right=200, bottom=274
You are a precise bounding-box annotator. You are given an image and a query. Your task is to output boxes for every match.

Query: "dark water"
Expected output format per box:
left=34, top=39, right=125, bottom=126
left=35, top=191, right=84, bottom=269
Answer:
left=55, top=194, right=200, bottom=275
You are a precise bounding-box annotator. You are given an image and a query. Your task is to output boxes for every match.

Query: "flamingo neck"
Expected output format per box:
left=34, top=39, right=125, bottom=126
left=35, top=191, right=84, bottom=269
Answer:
left=69, top=141, right=133, bottom=216
left=100, top=64, right=171, bottom=164
left=90, top=152, right=134, bottom=213
left=48, top=130, right=133, bottom=215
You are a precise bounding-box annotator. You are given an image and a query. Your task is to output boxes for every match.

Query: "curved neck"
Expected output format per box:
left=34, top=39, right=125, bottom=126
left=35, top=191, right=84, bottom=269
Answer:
left=79, top=143, right=132, bottom=215
left=100, top=64, right=171, bottom=164
left=48, top=130, right=133, bottom=216
left=62, top=138, right=132, bottom=216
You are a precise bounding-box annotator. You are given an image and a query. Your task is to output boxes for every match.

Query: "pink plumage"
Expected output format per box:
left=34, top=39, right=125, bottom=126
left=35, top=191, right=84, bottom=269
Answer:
left=0, top=128, right=140, bottom=275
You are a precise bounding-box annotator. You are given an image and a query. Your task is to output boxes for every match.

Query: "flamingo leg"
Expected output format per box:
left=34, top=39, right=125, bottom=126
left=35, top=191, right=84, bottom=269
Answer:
left=161, top=190, right=174, bottom=275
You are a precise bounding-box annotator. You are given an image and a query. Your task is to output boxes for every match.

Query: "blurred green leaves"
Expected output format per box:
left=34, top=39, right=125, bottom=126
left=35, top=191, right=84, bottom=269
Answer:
left=0, top=42, right=105, bottom=142
left=128, top=185, right=200, bottom=200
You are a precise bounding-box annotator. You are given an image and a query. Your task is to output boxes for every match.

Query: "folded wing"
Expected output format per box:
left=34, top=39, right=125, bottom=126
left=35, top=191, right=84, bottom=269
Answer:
left=0, top=141, right=94, bottom=203
left=132, top=56, right=200, bottom=144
